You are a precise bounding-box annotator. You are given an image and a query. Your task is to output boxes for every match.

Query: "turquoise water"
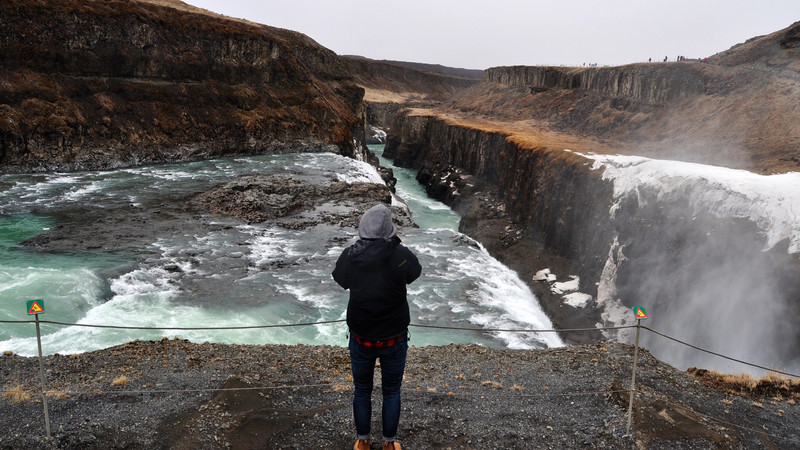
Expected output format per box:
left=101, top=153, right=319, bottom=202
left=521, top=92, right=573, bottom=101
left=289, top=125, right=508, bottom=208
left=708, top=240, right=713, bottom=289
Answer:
left=371, top=146, right=461, bottom=231
left=0, top=214, right=127, bottom=342
left=0, top=148, right=561, bottom=355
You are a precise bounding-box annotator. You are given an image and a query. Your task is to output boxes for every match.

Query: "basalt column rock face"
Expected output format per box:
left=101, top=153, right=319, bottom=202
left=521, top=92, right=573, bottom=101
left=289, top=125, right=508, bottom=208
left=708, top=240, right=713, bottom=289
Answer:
left=0, top=0, right=368, bottom=173
left=384, top=114, right=617, bottom=343
left=385, top=114, right=614, bottom=289
left=486, top=65, right=710, bottom=105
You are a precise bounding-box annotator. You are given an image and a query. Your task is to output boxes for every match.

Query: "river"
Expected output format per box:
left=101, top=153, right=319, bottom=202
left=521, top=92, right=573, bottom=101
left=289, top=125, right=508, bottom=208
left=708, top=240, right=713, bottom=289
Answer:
left=0, top=145, right=562, bottom=355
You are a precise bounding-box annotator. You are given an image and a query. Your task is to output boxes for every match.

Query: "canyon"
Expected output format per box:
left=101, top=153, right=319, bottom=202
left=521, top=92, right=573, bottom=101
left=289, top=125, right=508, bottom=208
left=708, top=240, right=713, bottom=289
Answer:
left=2, top=1, right=800, bottom=374
left=1, top=2, right=800, bottom=447
left=376, top=21, right=800, bottom=372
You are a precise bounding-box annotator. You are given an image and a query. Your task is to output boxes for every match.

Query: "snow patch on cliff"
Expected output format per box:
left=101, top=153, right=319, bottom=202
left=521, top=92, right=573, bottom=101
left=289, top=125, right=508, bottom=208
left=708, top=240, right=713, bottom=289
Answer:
left=595, top=235, right=636, bottom=341
left=580, top=152, right=800, bottom=254
left=533, top=269, right=594, bottom=309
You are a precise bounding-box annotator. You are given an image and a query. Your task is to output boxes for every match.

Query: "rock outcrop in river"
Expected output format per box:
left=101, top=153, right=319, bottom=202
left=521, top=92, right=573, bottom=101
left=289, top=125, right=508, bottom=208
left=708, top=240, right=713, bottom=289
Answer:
left=0, top=0, right=368, bottom=172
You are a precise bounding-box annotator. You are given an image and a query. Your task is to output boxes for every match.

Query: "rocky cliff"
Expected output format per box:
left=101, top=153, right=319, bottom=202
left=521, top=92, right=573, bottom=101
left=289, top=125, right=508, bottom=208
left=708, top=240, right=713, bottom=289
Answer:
left=384, top=115, right=618, bottom=340
left=485, top=64, right=710, bottom=104
left=0, top=0, right=368, bottom=173
left=380, top=21, right=800, bottom=372
left=384, top=111, right=800, bottom=371
left=446, top=23, right=800, bottom=175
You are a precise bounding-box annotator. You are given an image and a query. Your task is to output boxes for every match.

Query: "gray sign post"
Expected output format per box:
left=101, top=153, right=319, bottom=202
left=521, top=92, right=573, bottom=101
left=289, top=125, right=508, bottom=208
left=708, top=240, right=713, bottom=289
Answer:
left=27, top=299, right=51, bottom=439
left=626, top=306, right=648, bottom=436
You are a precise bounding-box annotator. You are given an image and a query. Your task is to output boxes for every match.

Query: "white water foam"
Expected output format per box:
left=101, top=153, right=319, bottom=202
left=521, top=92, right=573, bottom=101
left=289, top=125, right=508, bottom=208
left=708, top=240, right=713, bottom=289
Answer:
left=62, top=180, right=103, bottom=202
left=243, top=226, right=303, bottom=268
left=334, top=159, right=385, bottom=184
left=0, top=266, right=107, bottom=354
left=409, top=230, right=564, bottom=349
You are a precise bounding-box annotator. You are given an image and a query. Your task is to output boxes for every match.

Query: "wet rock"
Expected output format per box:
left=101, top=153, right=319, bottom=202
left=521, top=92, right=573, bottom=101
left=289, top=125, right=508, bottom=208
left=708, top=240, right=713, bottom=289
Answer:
left=192, top=175, right=414, bottom=231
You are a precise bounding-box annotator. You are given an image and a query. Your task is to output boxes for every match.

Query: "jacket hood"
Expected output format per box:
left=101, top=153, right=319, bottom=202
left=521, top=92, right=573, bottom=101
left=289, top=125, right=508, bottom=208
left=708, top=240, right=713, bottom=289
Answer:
left=358, top=204, right=397, bottom=240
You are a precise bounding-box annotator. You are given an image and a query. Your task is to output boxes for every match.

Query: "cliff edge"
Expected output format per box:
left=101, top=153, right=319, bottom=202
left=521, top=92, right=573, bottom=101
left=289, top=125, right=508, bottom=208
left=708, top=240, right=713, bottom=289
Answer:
left=383, top=20, right=800, bottom=176
left=344, top=56, right=482, bottom=142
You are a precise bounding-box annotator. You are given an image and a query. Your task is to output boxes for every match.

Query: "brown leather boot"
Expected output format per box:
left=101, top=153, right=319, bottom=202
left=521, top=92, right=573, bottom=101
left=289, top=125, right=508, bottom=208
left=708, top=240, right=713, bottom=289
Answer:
left=382, top=441, right=401, bottom=450
left=354, top=439, right=370, bottom=450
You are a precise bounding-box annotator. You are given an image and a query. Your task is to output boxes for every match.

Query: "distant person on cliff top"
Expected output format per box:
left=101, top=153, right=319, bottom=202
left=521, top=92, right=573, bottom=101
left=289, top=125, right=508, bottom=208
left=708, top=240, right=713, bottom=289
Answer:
left=332, top=203, right=422, bottom=450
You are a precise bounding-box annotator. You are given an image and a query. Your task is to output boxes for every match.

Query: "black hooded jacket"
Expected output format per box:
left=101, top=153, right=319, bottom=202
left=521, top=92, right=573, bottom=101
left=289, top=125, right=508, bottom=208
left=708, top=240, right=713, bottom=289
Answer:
left=332, top=236, right=421, bottom=340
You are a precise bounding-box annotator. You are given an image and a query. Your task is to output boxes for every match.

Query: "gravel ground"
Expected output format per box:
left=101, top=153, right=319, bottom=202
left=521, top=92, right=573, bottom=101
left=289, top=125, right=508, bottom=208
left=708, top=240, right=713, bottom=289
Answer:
left=2, top=339, right=798, bottom=449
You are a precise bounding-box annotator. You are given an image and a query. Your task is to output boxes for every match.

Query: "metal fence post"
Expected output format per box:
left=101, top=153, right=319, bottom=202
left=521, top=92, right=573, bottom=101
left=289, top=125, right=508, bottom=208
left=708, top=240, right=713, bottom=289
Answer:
left=625, top=319, right=641, bottom=436
left=35, top=314, right=52, bottom=439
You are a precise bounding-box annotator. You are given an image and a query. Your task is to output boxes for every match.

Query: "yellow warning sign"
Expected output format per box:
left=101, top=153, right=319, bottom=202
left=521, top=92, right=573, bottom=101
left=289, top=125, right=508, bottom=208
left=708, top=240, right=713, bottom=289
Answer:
left=633, top=306, right=647, bottom=320
left=26, top=299, right=45, bottom=315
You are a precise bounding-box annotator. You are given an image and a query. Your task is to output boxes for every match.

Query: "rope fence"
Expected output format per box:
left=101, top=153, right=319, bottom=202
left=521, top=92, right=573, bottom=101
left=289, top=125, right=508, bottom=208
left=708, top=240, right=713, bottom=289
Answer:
left=0, top=318, right=348, bottom=330
left=1, top=317, right=798, bottom=378
left=1, top=316, right=799, bottom=445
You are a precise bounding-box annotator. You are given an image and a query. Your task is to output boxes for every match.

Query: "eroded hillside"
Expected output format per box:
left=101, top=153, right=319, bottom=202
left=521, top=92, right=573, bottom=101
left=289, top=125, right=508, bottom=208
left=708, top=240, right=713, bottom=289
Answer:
left=344, top=56, right=482, bottom=141
left=0, top=0, right=367, bottom=172
left=379, top=21, right=800, bottom=175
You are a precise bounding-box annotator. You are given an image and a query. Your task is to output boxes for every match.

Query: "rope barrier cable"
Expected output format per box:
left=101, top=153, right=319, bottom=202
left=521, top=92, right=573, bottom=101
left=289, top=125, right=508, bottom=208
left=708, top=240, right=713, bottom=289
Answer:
left=641, top=326, right=800, bottom=379
left=0, top=318, right=346, bottom=330
left=77, top=383, right=339, bottom=396
left=19, top=382, right=632, bottom=401
left=3, top=318, right=798, bottom=378
left=9, top=382, right=347, bottom=398
left=0, top=318, right=634, bottom=334
left=409, top=323, right=637, bottom=333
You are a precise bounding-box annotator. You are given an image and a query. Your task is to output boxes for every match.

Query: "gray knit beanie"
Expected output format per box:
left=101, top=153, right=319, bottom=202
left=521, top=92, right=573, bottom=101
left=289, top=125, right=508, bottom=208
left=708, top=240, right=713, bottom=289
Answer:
left=358, top=204, right=397, bottom=239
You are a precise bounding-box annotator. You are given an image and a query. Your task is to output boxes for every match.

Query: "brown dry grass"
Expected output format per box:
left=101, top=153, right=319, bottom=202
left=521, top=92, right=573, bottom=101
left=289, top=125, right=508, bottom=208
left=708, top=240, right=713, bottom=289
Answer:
left=2, top=385, right=33, bottom=404
left=408, top=108, right=617, bottom=155
left=135, top=0, right=260, bottom=26
left=1, top=385, right=71, bottom=403
left=46, top=389, right=71, bottom=400
left=688, top=368, right=800, bottom=401
left=362, top=88, right=424, bottom=104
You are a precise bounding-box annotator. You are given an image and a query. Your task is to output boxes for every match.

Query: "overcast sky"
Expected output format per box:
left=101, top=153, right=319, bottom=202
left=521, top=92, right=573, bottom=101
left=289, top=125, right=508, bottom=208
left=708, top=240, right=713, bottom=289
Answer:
left=184, top=0, right=800, bottom=70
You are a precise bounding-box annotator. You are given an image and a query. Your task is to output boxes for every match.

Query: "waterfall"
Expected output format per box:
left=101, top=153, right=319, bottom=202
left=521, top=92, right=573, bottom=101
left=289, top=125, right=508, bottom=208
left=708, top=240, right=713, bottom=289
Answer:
left=584, top=152, right=800, bottom=374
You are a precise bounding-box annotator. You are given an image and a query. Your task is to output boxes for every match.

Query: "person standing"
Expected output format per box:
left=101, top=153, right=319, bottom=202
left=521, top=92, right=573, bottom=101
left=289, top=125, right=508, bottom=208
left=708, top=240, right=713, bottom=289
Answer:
left=332, top=204, right=422, bottom=450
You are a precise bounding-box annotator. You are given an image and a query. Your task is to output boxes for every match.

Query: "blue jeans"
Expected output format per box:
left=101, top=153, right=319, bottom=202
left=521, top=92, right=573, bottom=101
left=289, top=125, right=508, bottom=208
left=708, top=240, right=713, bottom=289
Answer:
left=349, top=333, right=408, bottom=441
